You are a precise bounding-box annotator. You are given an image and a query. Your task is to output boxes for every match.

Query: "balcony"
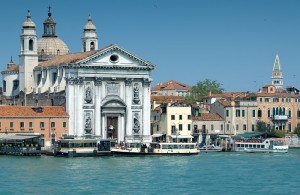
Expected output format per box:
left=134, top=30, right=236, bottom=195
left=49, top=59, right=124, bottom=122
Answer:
left=272, top=115, right=288, bottom=121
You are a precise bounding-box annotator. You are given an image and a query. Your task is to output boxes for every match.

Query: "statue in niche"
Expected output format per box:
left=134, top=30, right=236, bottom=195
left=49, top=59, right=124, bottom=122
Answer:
left=85, top=115, right=92, bottom=134
left=133, top=84, right=140, bottom=104
left=84, top=86, right=92, bottom=104
left=133, top=113, right=140, bottom=134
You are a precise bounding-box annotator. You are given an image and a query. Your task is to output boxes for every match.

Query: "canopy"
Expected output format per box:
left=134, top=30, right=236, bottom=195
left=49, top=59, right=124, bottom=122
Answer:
left=170, top=135, right=193, bottom=139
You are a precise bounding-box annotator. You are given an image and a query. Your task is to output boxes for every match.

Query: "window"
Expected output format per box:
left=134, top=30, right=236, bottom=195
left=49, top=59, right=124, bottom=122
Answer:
left=211, top=124, right=214, bottom=131
left=288, top=123, right=292, bottom=132
left=63, top=122, right=67, bottom=128
left=179, top=115, right=182, bottom=120
left=156, top=125, right=159, bottom=132
left=273, top=98, right=279, bottom=102
left=226, top=124, right=229, bottom=131
left=52, top=72, right=57, bottom=85
left=243, top=124, right=247, bottom=131
left=10, top=122, right=14, bottom=128
left=188, top=124, right=191, bottom=131
left=220, top=124, right=223, bottom=131
left=13, top=80, right=19, bottom=90
left=268, top=109, right=271, bottom=118
left=40, top=122, right=45, bottom=129
left=29, top=39, right=34, bottom=51
left=51, top=122, right=55, bottom=128
left=29, top=122, right=33, bottom=129
left=252, top=124, right=255, bottom=131
left=242, top=110, right=245, bottom=117
left=171, top=115, right=175, bottom=120
left=0, top=122, right=1, bottom=128
left=20, top=122, right=24, bottom=128
left=236, top=110, right=240, bottom=117
left=258, top=109, right=262, bottom=118
left=3, top=80, right=6, bottom=92
left=236, top=124, right=239, bottom=131
left=265, top=98, right=270, bottom=102
left=252, top=110, right=256, bottom=117
left=226, top=110, right=229, bottom=117
left=259, top=98, right=262, bottom=102
left=288, top=110, right=291, bottom=118
left=171, top=125, right=176, bottom=134
left=187, top=115, right=191, bottom=120
left=179, top=124, right=182, bottom=131
left=298, top=110, right=300, bottom=118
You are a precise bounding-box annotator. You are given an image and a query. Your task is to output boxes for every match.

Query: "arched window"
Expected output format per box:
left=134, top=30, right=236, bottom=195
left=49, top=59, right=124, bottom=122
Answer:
left=29, top=39, right=34, bottom=51
left=57, top=49, right=60, bottom=56
left=90, top=42, right=95, bottom=51
left=268, top=109, right=271, bottom=118
left=258, top=109, right=262, bottom=118
left=288, top=109, right=292, bottom=118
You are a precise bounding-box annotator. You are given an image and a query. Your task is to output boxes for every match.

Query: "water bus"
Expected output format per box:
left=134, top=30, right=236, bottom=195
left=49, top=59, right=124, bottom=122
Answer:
left=199, top=144, right=223, bottom=152
left=54, top=137, right=116, bottom=157
left=234, top=138, right=288, bottom=153
left=111, top=142, right=200, bottom=155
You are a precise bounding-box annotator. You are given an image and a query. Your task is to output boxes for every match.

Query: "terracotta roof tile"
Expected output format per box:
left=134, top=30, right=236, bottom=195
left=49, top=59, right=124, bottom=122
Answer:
left=151, top=95, right=184, bottom=103
left=217, top=99, right=232, bottom=107
left=37, top=50, right=99, bottom=68
left=193, top=113, right=223, bottom=121
left=0, top=106, right=69, bottom=117
left=151, top=80, right=192, bottom=91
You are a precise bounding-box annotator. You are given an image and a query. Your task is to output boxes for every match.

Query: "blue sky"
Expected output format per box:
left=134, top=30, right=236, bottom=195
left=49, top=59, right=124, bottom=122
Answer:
left=0, top=0, right=300, bottom=92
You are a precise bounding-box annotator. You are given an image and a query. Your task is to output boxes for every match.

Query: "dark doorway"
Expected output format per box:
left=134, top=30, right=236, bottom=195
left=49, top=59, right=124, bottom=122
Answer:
left=107, top=116, right=118, bottom=139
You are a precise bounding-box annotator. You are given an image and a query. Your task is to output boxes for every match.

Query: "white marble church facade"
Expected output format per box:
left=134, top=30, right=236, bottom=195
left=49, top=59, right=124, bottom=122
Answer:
left=65, top=45, right=155, bottom=143
left=1, top=9, right=155, bottom=143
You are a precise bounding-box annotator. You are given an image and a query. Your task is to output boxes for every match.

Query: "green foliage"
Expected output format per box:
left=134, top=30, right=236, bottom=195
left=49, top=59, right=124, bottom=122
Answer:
left=294, top=126, right=300, bottom=136
left=184, top=79, right=224, bottom=104
left=272, top=130, right=286, bottom=138
left=256, top=121, right=267, bottom=132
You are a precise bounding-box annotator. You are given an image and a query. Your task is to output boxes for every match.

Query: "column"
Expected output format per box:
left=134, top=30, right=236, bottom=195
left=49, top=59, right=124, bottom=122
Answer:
left=125, top=79, right=133, bottom=137
left=66, top=78, right=75, bottom=135
left=143, top=79, right=151, bottom=141
left=94, top=77, right=102, bottom=137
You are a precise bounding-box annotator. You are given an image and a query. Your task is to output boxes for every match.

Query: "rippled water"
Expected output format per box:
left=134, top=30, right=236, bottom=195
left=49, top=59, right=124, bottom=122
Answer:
left=1, top=150, right=300, bottom=195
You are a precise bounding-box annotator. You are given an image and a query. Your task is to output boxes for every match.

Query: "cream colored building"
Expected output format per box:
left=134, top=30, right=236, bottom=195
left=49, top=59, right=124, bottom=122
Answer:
left=151, top=103, right=193, bottom=143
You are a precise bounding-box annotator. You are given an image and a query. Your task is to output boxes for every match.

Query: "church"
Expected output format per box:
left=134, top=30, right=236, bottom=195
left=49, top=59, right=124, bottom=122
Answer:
left=1, top=8, right=155, bottom=144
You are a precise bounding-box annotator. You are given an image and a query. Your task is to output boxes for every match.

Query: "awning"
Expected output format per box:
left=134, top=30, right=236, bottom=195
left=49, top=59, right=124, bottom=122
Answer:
left=0, top=135, right=39, bottom=140
left=152, top=134, right=163, bottom=137
left=170, top=135, right=193, bottom=139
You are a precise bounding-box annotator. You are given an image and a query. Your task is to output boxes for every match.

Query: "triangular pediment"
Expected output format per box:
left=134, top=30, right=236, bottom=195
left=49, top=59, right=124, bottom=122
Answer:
left=75, top=44, right=155, bottom=70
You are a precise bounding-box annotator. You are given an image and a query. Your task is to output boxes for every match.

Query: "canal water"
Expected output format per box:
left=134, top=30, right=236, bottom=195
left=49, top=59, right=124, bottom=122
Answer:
left=1, top=149, right=300, bottom=195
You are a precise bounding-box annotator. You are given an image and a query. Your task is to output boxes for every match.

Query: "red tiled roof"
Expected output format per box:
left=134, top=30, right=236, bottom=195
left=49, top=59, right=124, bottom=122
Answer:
left=217, top=99, right=232, bottom=107
left=151, top=95, right=184, bottom=103
left=0, top=106, right=69, bottom=117
left=37, top=50, right=99, bottom=68
left=205, top=92, right=249, bottom=99
left=151, top=80, right=192, bottom=91
left=193, top=113, right=223, bottom=121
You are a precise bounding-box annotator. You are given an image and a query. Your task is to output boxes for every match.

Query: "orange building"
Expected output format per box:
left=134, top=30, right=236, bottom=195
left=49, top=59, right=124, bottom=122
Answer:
left=0, top=106, right=69, bottom=147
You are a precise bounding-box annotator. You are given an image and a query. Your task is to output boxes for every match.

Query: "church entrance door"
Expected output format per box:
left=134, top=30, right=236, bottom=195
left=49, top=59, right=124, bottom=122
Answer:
left=107, top=116, right=118, bottom=139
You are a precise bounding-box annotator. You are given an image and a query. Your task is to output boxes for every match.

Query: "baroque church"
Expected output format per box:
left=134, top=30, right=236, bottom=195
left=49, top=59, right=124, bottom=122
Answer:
left=1, top=8, right=155, bottom=143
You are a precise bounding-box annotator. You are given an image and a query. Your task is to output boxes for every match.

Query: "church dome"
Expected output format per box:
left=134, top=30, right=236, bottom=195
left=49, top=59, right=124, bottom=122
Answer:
left=84, top=15, right=96, bottom=31
left=37, top=7, right=69, bottom=61
left=37, top=37, right=69, bottom=61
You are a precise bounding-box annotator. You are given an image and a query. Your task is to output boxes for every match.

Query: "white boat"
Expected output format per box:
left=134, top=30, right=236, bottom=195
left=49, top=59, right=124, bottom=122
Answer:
left=54, top=137, right=116, bottom=157
left=111, top=142, right=200, bottom=155
left=199, top=145, right=223, bottom=152
left=234, top=138, right=288, bottom=153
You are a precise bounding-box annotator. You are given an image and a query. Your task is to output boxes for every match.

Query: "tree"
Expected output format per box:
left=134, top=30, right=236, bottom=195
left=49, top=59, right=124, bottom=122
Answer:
left=184, top=79, right=224, bottom=104
left=256, top=120, right=267, bottom=132
left=294, top=126, right=300, bottom=137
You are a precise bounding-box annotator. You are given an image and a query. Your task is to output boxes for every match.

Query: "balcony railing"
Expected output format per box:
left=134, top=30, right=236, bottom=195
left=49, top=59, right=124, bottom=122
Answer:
left=272, top=115, right=288, bottom=121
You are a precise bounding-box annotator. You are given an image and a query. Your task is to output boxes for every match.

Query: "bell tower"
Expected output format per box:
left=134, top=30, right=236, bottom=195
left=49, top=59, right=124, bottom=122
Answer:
left=271, top=53, right=283, bottom=92
left=82, top=15, right=98, bottom=52
left=19, top=10, right=38, bottom=94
